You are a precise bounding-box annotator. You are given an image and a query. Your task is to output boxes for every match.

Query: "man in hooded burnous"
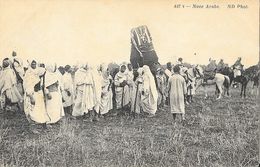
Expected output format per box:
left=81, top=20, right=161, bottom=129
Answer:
left=141, top=65, right=158, bottom=117
left=72, top=64, right=98, bottom=121
left=61, top=65, right=74, bottom=115
left=23, top=60, right=50, bottom=125
left=217, top=59, right=225, bottom=72
left=204, top=58, right=217, bottom=82
left=131, top=67, right=144, bottom=115
left=44, top=63, right=65, bottom=124
left=11, top=51, right=25, bottom=95
left=232, top=57, right=244, bottom=78
left=232, top=57, right=244, bottom=87
left=99, top=64, right=113, bottom=116
left=127, top=63, right=134, bottom=104
left=0, top=58, right=23, bottom=111
left=114, top=64, right=131, bottom=112
left=156, top=68, right=167, bottom=109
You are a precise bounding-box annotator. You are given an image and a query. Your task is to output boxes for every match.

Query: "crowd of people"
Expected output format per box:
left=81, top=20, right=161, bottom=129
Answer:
left=0, top=51, right=247, bottom=128
left=0, top=52, right=189, bottom=129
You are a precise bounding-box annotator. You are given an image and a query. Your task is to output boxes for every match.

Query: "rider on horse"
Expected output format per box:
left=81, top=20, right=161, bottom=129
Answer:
left=203, top=58, right=217, bottom=83
left=216, top=59, right=225, bottom=73
left=232, top=57, right=244, bottom=78
left=232, top=57, right=244, bottom=87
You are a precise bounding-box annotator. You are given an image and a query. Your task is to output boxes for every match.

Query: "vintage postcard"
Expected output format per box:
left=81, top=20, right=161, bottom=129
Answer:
left=0, top=0, right=259, bottom=166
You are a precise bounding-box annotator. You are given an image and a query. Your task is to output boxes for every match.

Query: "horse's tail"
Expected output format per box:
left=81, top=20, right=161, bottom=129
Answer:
left=224, top=75, right=230, bottom=89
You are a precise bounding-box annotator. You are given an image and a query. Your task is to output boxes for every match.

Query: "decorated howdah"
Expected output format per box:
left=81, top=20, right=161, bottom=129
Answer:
left=130, top=25, right=160, bottom=74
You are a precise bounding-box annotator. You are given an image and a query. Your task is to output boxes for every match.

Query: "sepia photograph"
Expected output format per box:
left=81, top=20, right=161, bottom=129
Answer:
left=0, top=0, right=259, bottom=166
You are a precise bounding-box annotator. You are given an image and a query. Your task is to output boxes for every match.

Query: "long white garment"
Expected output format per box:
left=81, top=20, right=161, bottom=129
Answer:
left=61, top=72, right=74, bottom=107
left=131, top=68, right=143, bottom=114
left=72, top=68, right=95, bottom=116
left=168, top=74, right=187, bottom=114
left=91, top=68, right=102, bottom=112
left=99, top=65, right=113, bottom=115
left=23, top=67, right=50, bottom=123
left=44, top=65, right=64, bottom=124
left=141, top=65, right=158, bottom=115
left=12, top=58, right=25, bottom=80
left=127, top=70, right=134, bottom=105
left=114, top=66, right=130, bottom=109
left=156, top=74, right=167, bottom=106
left=0, top=67, right=23, bottom=104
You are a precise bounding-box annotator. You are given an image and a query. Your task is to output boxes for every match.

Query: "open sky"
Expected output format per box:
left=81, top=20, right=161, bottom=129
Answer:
left=0, top=0, right=258, bottom=67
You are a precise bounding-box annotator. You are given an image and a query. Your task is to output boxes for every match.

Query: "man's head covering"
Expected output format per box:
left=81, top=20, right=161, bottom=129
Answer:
left=99, top=63, right=109, bottom=78
left=142, top=65, right=158, bottom=102
left=2, top=59, right=10, bottom=68
left=99, top=63, right=107, bottom=72
left=137, top=67, right=143, bottom=76
left=64, top=65, right=71, bottom=71
left=173, top=65, right=180, bottom=73
left=46, top=63, right=57, bottom=73
left=178, top=58, right=183, bottom=62
left=84, top=63, right=89, bottom=70
left=119, top=64, right=128, bottom=74
left=31, top=60, right=37, bottom=65
left=143, top=65, right=152, bottom=75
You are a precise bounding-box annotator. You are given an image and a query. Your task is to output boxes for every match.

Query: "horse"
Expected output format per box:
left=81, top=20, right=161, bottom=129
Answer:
left=194, top=65, right=230, bottom=100
left=218, top=66, right=234, bottom=86
left=216, top=65, right=258, bottom=98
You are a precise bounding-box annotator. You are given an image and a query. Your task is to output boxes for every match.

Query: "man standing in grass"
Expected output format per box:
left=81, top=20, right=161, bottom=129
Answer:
left=141, top=65, right=158, bottom=117
left=61, top=65, right=74, bottom=115
left=114, top=64, right=131, bottom=112
left=167, top=65, right=187, bottom=122
left=23, top=60, right=50, bottom=126
left=0, top=58, right=23, bottom=111
left=44, top=63, right=65, bottom=124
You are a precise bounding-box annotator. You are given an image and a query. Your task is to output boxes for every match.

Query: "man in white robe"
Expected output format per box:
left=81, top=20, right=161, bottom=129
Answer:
left=99, top=64, right=113, bottom=115
left=91, top=66, right=102, bottom=121
left=141, top=65, right=158, bottom=117
left=156, top=68, right=167, bottom=109
left=61, top=65, right=74, bottom=115
left=0, top=59, right=23, bottom=111
left=114, top=64, right=131, bottom=112
left=167, top=65, right=187, bottom=121
left=44, top=64, right=65, bottom=124
left=131, top=67, right=143, bottom=114
left=72, top=64, right=96, bottom=120
left=11, top=51, right=25, bottom=95
left=127, top=63, right=134, bottom=105
left=164, top=62, right=173, bottom=106
left=23, top=60, right=50, bottom=124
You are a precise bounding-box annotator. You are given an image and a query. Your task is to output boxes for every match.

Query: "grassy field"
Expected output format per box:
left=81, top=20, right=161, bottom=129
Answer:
left=0, top=85, right=259, bottom=167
